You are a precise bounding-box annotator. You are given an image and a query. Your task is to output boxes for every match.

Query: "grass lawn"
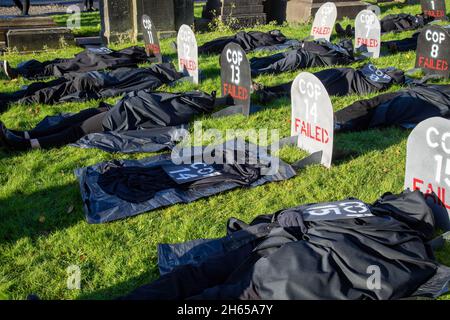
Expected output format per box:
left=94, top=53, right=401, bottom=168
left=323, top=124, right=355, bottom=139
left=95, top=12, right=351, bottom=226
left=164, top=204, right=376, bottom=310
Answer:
left=1, top=1, right=450, bottom=300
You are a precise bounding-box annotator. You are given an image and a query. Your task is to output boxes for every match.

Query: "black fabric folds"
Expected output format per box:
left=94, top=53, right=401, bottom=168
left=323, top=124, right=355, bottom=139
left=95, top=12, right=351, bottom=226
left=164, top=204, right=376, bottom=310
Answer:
left=250, top=39, right=356, bottom=76
left=0, top=63, right=181, bottom=111
left=335, top=84, right=450, bottom=131
left=97, top=155, right=261, bottom=203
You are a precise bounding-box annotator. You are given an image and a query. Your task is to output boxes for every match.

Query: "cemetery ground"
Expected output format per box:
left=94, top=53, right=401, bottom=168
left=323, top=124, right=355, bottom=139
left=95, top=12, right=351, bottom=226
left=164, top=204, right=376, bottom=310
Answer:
left=1, top=1, right=450, bottom=300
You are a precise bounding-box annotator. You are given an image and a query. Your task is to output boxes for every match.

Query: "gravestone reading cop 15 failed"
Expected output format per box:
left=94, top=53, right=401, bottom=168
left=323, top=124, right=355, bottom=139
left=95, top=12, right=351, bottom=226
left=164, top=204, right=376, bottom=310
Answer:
left=311, top=2, right=337, bottom=41
left=355, top=9, right=381, bottom=58
left=405, top=117, right=450, bottom=231
left=220, top=43, right=252, bottom=116
left=415, top=25, right=450, bottom=78
left=291, top=72, right=334, bottom=168
left=177, top=24, right=199, bottom=85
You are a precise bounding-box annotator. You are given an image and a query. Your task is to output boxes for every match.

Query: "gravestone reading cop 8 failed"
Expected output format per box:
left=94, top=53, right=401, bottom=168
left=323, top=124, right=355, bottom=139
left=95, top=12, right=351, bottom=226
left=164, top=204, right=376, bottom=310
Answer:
left=421, top=0, right=447, bottom=20
left=220, top=43, right=252, bottom=116
left=291, top=72, right=334, bottom=168
left=404, top=117, right=450, bottom=230
left=141, top=15, right=162, bottom=63
left=415, top=25, right=450, bottom=78
left=177, top=24, right=199, bottom=84
left=355, top=10, right=381, bottom=58
left=311, top=2, right=337, bottom=41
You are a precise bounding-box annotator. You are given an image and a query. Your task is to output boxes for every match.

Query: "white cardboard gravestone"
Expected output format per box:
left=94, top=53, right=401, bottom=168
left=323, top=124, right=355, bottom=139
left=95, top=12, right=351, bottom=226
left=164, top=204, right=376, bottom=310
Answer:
left=421, top=0, right=447, bottom=21
left=141, top=14, right=162, bottom=63
left=177, top=24, right=199, bottom=84
left=415, top=25, right=450, bottom=78
left=291, top=72, right=334, bottom=168
left=405, top=117, right=450, bottom=231
left=311, top=2, right=337, bottom=41
left=220, top=43, right=252, bottom=116
left=355, top=10, right=381, bottom=58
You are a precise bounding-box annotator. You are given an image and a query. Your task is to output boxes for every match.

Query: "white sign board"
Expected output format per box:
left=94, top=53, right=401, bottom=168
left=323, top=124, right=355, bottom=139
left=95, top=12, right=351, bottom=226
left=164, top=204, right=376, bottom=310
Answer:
left=291, top=72, right=334, bottom=168
left=177, top=24, right=199, bottom=84
left=311, top=2, right=337, bottom=41
left=355, top=10, right=381, bottom=58
left=405, top=117, right=450, bottom=230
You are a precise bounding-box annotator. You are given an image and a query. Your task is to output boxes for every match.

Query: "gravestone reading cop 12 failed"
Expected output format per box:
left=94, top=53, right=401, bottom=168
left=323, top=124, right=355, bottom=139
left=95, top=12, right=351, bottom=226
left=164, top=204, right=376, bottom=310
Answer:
left=421, top=0, right=447, bottom=20
left=404, top=117, right=450, bottom=231
left=415, top=25, right=450, bottom=78
left=311, top=2, right=337, bottom=41
left=220, top=43, right=252, bottom=116
left=177, top=25, right=199, bottom=85
left=141, top=15, right=162, bottom=63
left=291, top=72, right=334, bottom=168
left=355, top=9, right=381, bottom=58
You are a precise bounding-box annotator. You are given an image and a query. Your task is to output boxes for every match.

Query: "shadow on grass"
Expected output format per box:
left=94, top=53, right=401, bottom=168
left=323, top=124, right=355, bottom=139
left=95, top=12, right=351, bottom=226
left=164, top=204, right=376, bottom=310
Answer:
left=0, top=182, right=84, bottom=245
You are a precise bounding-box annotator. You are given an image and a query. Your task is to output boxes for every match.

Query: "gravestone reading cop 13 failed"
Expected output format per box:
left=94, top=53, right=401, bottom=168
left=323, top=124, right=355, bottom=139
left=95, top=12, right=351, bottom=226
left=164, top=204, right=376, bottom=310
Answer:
left=421, top=0, right=447, bottom=20
left=310, top=2, right=337, bottom=41
left=291, top=72, right=334, bottom=168
left=177, top=24, right=199, bottom=85
left=404, top=117, right=450, bottom=231
left=415, top=25, right=450, bottom=78
left=141, top=14, right=162, bottom=63
left=220, top=43, right=252, bottom=116
left=355, top=9, right=381, bottom=58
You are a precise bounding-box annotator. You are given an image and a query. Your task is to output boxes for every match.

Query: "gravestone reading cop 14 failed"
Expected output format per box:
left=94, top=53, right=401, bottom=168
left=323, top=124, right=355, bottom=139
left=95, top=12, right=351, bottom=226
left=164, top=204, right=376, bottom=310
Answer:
left=291, top=72, right=334, bottom=168
left=421, top=0, right=447, bottom=20
left=141, top=15, right=162, bottom=63
left=311, top=2, right=337, bottom=41
left=404, top=117, right=450, bottom=231
left=355, top=9, right=381, bottom=58
left=415, top=25, right=450, bottom=78
left=177, top=24, right=199, bottom=85
left=220, top=43, right=252, bottom=116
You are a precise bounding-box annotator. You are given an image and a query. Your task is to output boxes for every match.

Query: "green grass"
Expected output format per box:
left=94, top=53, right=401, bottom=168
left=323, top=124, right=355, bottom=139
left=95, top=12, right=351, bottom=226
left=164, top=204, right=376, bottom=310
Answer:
left=1, top=1, right=450, bottom=300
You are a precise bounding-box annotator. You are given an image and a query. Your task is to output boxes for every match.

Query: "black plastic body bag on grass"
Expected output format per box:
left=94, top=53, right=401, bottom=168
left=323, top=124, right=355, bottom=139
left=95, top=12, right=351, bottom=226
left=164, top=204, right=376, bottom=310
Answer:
left=75, top=141, right=296, bottom=223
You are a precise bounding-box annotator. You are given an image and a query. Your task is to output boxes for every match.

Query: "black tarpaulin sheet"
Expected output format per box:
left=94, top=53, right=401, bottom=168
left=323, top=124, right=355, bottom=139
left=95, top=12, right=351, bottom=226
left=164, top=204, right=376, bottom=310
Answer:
left=74, top=141, right=296, bottom=224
